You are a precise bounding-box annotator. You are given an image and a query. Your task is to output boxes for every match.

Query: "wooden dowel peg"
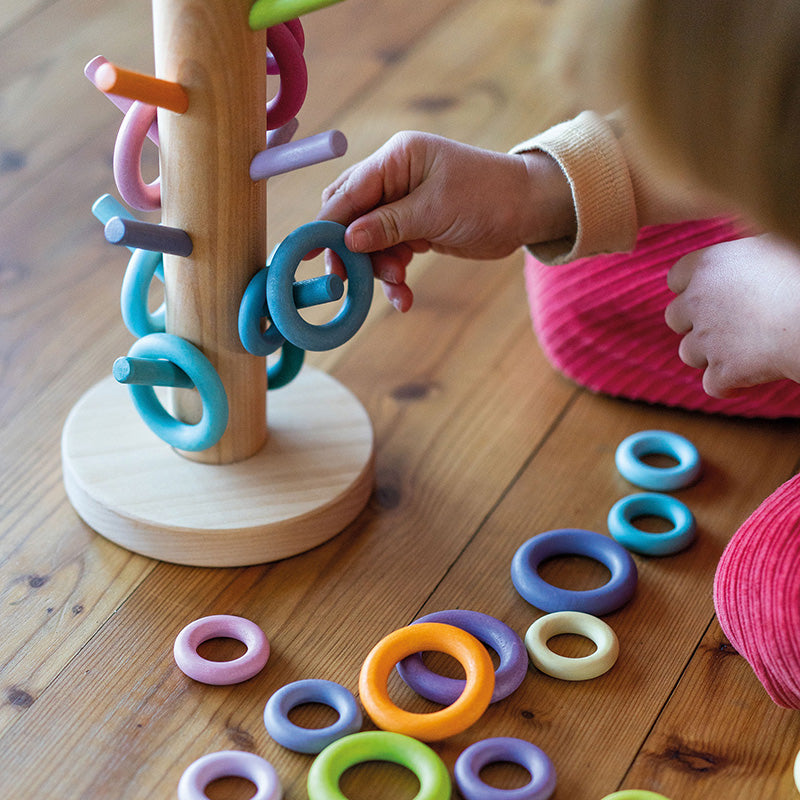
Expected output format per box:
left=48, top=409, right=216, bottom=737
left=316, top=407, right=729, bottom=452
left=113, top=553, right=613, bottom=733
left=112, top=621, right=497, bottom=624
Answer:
left=94, top=62, right=189, bottom=114
left=113, top=356, right=194, bottom=389
left=105, top=217, right=193, bottom=257
left=85, top=56, right=160, bottom=146
left=293, top=274, right=344, bottom=308
left=250, top=130, right=347, bottom=181
left=249, top=0, right=344, bottom=30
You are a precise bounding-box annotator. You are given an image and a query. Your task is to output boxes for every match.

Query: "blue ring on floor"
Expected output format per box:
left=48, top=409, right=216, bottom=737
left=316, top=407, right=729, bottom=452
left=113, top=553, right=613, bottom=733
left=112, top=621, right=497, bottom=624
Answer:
left=264, top=678, right=362, bottom=754
left=511, top=529, right=637, bottom=616
left=615, top=430, right=701, bottom=491
left=607, top=492, right=696, bottom=556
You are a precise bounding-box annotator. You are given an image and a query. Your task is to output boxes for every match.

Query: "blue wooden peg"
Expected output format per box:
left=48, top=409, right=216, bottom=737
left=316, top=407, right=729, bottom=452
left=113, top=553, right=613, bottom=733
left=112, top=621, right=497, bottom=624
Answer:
left=293, top=274, right=344, bottom=308
left=113, top=356, right=194, bottom=389
left=105, top=216, right=193, bottom=257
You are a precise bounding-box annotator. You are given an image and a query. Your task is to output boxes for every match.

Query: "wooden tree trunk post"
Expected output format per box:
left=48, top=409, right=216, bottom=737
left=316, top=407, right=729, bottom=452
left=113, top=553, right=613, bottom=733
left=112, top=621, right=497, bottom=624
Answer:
left=153, top=0, right=267, bottom=464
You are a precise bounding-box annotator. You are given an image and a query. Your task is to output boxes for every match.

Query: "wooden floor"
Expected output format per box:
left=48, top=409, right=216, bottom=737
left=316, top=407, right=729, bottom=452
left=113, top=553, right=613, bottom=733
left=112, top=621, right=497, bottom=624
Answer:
left=3, top=0, right=800, bottom=797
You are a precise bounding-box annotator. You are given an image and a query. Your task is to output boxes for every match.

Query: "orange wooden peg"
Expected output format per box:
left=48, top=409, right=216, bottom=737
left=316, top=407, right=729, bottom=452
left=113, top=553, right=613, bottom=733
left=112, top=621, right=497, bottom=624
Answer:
left=95, top=62, right=188, bottom=114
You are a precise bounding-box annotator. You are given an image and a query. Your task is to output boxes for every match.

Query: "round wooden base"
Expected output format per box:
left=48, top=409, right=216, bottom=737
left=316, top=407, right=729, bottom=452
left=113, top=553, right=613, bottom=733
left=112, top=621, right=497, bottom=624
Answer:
left=61, top=368, right=374, bottom=566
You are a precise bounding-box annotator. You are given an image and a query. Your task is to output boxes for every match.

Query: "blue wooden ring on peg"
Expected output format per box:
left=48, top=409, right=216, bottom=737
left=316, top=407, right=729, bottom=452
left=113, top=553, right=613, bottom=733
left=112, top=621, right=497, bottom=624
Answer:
left=121, top=248, right=166, bottom=337
left=268, top=342, right=305, bottom=390
left=266, top=220, right=373, bottom=351
left=239, top=267, right=285, bottom=356
left=123, top=333, right=228, bottom=451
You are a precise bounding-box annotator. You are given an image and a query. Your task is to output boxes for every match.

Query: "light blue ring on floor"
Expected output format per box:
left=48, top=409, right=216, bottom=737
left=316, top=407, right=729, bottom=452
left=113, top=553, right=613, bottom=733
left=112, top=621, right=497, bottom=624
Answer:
left=125, top=333, right=228, bottom=451
left=264, top=679, right=362, bottom=754
left=607, top=492, right=696, bottom=556
left=511, top=529, right=637, bottom=616
left=615, top=430, right=701, bottom=491
left=120, top=247, right=166, bottom=337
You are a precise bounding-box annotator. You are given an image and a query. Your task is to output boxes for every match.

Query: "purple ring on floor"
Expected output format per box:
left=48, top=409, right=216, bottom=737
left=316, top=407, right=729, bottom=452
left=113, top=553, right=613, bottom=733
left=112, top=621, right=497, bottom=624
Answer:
left=173, top=614, right=270, bottom=685
left=396, top=610, right=527, bottom=704
left=113, top=100, right=161, bottom=211
left=455, top=737, right=556, bottom=800
left=178, top=750, right=282, bottom=800
left=511, top=529, right=638, bottom=616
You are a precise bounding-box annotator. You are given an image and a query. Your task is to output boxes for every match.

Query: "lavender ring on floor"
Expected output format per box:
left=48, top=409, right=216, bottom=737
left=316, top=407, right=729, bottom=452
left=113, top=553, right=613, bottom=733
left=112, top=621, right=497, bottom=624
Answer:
left=178, top=751, right=282, bottom=800
left=174, top=614, right=270, bottom=685
left=396, top=610, right=526, bottom=704
left=455, top=737, right=556, bottom=800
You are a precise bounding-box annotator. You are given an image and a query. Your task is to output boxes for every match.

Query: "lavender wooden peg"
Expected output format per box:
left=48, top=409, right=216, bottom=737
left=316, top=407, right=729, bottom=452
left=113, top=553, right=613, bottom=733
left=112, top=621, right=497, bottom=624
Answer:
left=105, top=217, right=193, bottom=257
left=250, top=130, right=347, bottom=181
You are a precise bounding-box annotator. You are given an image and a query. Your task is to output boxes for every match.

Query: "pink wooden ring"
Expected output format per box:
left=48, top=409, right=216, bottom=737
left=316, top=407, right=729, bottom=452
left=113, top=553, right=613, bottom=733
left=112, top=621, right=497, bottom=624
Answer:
left=114, top=101, right=161, bottom=211
left=174, top=615, right=270, bottom=685
left=266, top=23, right=308, bottom=130
left=267, top=18, right=304, bottom=74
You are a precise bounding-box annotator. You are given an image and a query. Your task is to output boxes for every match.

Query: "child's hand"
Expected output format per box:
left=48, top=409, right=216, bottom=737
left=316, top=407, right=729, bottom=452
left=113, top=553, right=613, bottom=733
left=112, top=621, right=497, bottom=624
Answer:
left=318, top=131, right=574, bottom=311
left=665, top=235, right=800, bottom=396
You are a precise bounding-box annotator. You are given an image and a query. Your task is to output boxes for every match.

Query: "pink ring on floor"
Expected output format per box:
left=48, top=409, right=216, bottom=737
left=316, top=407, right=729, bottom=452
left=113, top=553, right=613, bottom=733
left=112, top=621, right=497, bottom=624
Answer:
left=114, top=100, right=161, bottom=211
left=174, top=615, right=270, bottom=685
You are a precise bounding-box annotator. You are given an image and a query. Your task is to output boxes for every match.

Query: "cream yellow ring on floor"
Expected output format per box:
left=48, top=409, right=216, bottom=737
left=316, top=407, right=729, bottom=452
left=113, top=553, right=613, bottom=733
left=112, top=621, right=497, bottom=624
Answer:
left=524, top=611, right=619, bottom=681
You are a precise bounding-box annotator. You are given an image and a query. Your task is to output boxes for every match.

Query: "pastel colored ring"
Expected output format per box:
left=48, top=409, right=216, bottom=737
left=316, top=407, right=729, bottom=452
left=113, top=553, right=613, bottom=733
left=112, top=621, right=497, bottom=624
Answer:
left=599, top=792, right=672, bottom=800
left=174, top=614, right=269, bottom=685
left=358, top=622, right=494, bottom=741
left=455, top=737, right=556, bottom=800
left=511, top=529, right=637, bottom=616
left=266, top=22, right=308, bottom=130
left=607, top=493, right=696, bottom=556
left=264, top=679, right=362, bottom=753
left=524, top=611, right=619, bottom=681
left=178, top=751, right=281, bottom=800
left=126, top=333, right=228, bottom=451
left=307, top=731, right=450, bottom=800
left=615, top=430, right=701, bottom=491
left=120, top=247, right=166, bottom=336
left=268, top=342, right=305, bottom=390
left=239, top=266, right=285, bottom=356
left=266, top=221, right=373, bottom=352
left=396, top=609, right=526, bottom=704
left=114, top=100, right=161, bottom=211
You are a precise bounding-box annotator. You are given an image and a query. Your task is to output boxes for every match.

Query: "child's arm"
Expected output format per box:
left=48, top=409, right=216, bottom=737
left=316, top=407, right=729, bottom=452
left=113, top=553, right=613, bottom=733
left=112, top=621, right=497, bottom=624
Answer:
left=317, top=131, right=576, bottom=311
left=665, top=235, right=800, bottom=396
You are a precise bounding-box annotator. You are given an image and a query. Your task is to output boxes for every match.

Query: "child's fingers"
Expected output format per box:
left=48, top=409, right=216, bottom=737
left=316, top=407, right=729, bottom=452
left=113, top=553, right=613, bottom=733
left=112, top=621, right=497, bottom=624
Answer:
left=382, top=279, right=413, bottom=313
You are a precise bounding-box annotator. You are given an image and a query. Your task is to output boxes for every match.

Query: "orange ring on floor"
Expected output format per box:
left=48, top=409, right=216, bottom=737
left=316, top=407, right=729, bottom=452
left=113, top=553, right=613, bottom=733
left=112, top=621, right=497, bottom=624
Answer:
left=358, top=622, right=495, bottom=742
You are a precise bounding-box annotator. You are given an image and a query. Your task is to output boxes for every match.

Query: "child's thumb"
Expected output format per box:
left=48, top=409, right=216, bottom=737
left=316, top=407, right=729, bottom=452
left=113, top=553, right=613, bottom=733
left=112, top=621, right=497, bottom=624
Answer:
left=344, top=199, right=421, bottom=253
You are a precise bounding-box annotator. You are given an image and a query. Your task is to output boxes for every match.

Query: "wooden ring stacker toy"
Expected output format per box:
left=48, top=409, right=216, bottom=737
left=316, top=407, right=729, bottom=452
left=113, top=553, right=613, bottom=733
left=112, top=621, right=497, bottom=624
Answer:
left=307, top=731, right=451, bottom=800
left=178, top=751, right=282, bottom=800
left=358, top=622, right=495, bottom=741
left=61, top=0, right=375, bottom=567
left=173, top=614, right=270, bottom=684
left=264, top=679, right=362, bottom=753
left=454, top=737, right=557, bottom=800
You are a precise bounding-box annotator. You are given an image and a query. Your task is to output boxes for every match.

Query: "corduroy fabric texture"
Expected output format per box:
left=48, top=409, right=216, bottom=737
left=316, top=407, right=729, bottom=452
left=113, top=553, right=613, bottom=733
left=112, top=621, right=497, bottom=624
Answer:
left=524, top=217, right=800, bottom=418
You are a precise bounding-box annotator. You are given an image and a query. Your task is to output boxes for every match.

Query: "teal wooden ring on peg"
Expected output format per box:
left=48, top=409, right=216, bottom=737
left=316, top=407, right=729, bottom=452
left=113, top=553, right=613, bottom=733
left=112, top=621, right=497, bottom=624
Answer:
left=105, top=217, right=193, bottom=257
left=121, top=248, right=166, bottom=337
left=120, top=334, right=228, bottom=451
left=268, top=342, right=305, bottom=390
left=250, top=130, right=347, bottom=181
left=239, top=265, right=344, bottom=356
left=250, top=0, right=344, bottom=29
left=266, top=221, right=373, bottom=351
left=114, top=101, right=161, bottom=211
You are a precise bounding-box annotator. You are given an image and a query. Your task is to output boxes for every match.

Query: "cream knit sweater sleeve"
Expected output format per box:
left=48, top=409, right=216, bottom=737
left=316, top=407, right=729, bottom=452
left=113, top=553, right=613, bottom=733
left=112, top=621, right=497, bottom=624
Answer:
left=511, top=110, right=714, bottom=264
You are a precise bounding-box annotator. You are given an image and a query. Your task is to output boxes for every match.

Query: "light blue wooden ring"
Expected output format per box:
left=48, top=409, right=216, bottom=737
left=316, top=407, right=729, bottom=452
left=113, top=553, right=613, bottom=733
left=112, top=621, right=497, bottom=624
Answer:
left=266, top=220, right=373, bottom=351
left=264, top=679, right=362, bottom=754
left=121, top=247, right=166, bottom=336
left=268, top=342, right=304, bottom=390
left=125, top=333, right=228, bottom=451
left=607, top=493, right=696, bottom=556
left=239, top=267, right=285, bottom=356
left=615, top=430, right=701, bottom=491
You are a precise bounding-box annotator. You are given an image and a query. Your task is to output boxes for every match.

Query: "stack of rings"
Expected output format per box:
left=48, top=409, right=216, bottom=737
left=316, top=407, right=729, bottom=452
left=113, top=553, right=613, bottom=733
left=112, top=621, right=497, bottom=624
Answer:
left=358, top=622, right=494, bottom=741
left=307, top=731, right=450, bottom=800
left=264, top=679, right=362, bottom=753
left=178, top=751, right=282, bottom=800
left=615, top=430, right=701, bottom=491
left=607, top=492, right=696, bottom=556
left=173, top=614, right=270, bottom=685
left=511, top=529, right=637, bottom=615
left=454, top=737, right=556, bottom=800
left=396, top=609, right=526, bottom=704
left=524, top=611, right=619, bottom=681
